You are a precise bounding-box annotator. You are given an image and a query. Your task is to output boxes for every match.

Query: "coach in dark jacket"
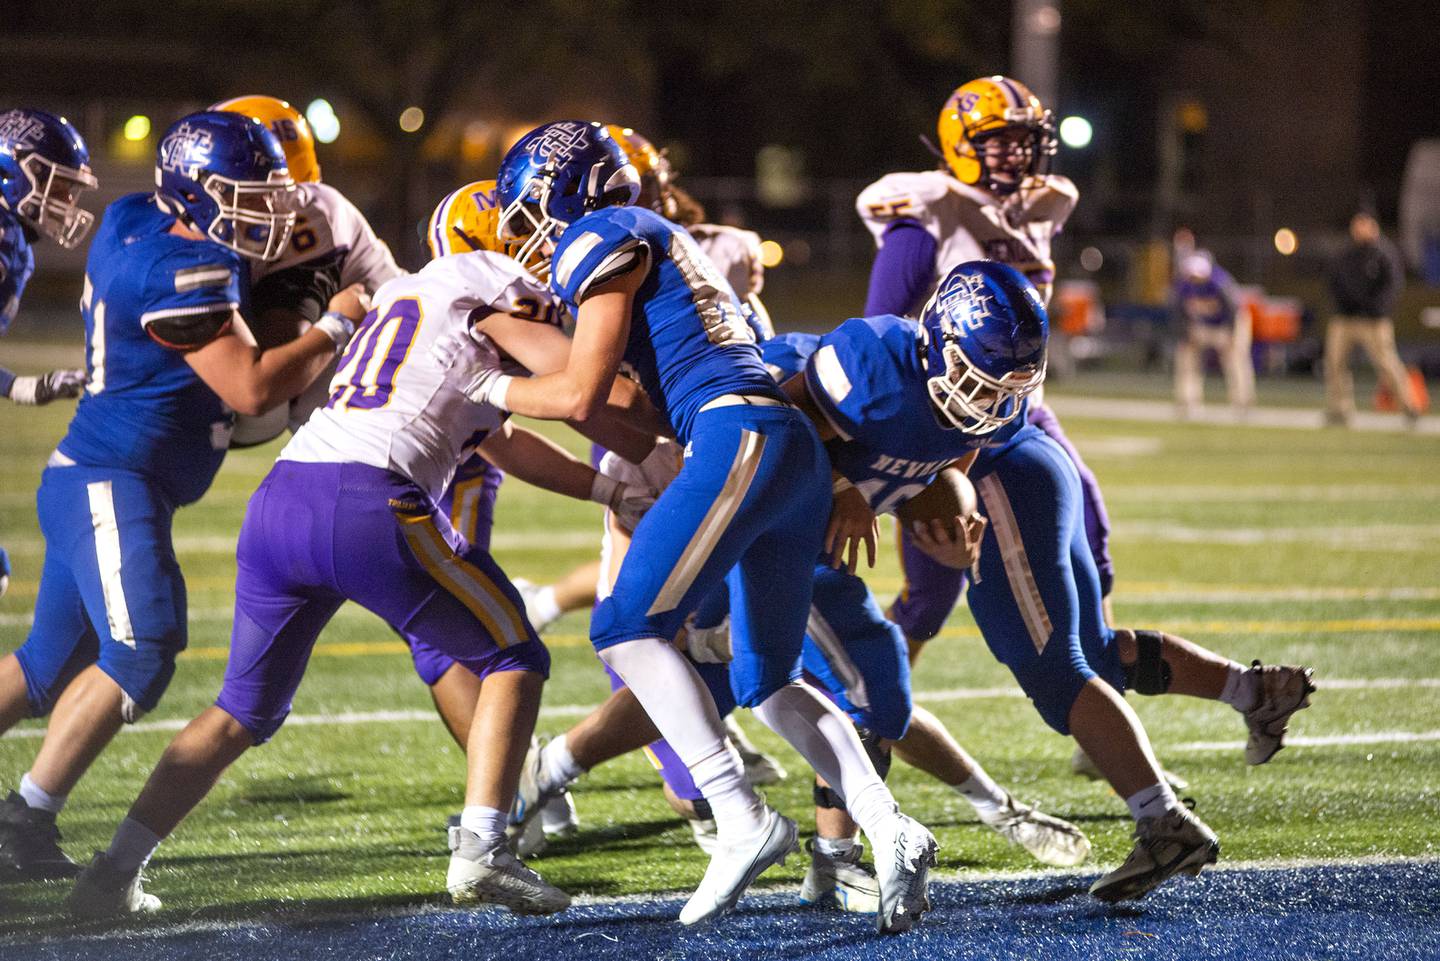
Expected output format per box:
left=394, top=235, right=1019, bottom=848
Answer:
left=1324, top=213, right=1418, bottom=424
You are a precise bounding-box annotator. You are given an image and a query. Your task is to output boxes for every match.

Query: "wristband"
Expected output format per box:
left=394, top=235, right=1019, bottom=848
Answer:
left=313, top=310, right=355, bottom=350
left=485, top=374, right=515, bottom=412
left=589, top=471, right=621, bottom=509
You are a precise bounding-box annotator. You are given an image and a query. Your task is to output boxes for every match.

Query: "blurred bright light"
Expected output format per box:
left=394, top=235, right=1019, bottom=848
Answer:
left=1059, top=116, right=1093, bottom=149
left=1080, top=246, right=1104, bottom=271
left=122, top=115, right=151, bottom=142
left=759, top=239, right=784, bottom=268
left=1274, top=228, right=1298, bottom=256
left=306, top=99, right=340, bottom=144
left=399, top=106, right=425, bottom=133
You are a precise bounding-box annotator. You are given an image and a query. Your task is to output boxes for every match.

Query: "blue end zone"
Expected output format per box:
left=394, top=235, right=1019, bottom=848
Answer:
left=6, top=861, right=1436, bottom=961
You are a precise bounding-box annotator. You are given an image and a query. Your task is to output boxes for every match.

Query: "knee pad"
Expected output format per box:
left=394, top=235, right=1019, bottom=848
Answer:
left=813, top=781, right=847, bottom=811
left=858, top=726, right=893, bottom=781
left=1122, top=630, right=1172, bottom=695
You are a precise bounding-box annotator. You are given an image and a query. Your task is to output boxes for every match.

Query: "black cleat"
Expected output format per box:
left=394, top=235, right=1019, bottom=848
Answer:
left=0, top=791, right=80, bottom=881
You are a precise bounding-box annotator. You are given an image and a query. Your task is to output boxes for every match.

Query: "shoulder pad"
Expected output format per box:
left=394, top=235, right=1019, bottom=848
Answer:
left=139, top=244, right=242, bottom=349
left=856, top=171, right=957, bottom=246
left=550, top=213, right=652, bottom=305
left=1022, top=175, right=1079, bottom=228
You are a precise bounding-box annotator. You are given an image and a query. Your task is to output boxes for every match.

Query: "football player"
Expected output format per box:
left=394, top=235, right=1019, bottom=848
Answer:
left=476, top=120, right=936, bottom=932
left=0, top=109, right=96, bottom=600
left=0, top=112, right=360, bottom=880
left=856, top=76, right=1140, bottom=786
left=210, top=95, right=405, bottom=445
left=791, top=260, right=1314, bottom=902
left=67, top=182, right=662, bottom=917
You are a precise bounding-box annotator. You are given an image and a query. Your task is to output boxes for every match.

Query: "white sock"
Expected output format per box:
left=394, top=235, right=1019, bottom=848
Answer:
left=690, top=745, right=767, bottom=842
left=1220, top=663, right=1259, bottom=712
left=599, top=637, right=765, bottom=840
left=539, top=733, right=585, bottom=794
left=528, top=586, right=562, bottom=630
left=1125, top=782, right=1180, bottom=821
left=954, top=770, right=1008, bottom=820
left=460, top=805, right=508, bottom=847
left=106, top=817, right=163, bottom=874
left=815, top=834, right=858, bottom=858
left=18, top=773, right=65, bottom=815
left=752, top=683, right=897, bottom=836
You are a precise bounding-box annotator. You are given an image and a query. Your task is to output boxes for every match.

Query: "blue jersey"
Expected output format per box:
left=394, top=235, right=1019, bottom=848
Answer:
left=547, top=206, right=781, bottom=442
left=0, top=208, right=36, bottom=335
left=57, top=193, right=245, bottom=506
left=800, top=315, right=1010, bottom=515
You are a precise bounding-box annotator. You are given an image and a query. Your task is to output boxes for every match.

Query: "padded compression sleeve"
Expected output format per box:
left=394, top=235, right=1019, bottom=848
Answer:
left=864, top=220, right=938, bottom=317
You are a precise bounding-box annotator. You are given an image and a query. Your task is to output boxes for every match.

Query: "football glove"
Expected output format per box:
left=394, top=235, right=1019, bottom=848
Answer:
left=590, top=473, right=658, bottom=531
left=9, top=368, right=86, bottom=406
left=686, top=615, right=732, bottom=664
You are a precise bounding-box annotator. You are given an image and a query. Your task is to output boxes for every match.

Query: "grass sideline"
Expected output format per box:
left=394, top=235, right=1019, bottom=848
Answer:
left=1, top=381, right=1438, bottom=939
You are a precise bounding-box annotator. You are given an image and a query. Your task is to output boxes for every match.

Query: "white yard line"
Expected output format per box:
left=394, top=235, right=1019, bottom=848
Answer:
left=1174, top=730, right=1440, bottom=752
left=4, top=679, right=1435, bottom=740
left=1048, top=394, right=1440, bottom=434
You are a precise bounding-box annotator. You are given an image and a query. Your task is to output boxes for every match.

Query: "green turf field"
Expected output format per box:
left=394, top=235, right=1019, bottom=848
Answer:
left=1, top=374, right=1438, bottom=937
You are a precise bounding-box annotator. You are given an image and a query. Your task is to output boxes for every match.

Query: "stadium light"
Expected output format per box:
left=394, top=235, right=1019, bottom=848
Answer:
left=1274, top=228, right=1298, bottom=256
left=306, top=99, right=341, bottom=144
left=759, top=239, right=784, bottom=268
left=122, top=115, right=151, bottom=142
left=1059, top=116, right=1092, bottom=149
left=1080, top=246, right=1103, bottom=271
left=399, top=106, right=425, bottom=134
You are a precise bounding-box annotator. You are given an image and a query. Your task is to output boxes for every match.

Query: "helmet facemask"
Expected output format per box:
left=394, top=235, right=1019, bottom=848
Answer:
left=497, top=168, right=562, bottom=279
left=201, top=168, right=297, bottom=261
left=969, top=118, right=1055, bottom=197
left=15, top=151, right=97, bottom=248
left=925, top=321, right=1046, bottom=435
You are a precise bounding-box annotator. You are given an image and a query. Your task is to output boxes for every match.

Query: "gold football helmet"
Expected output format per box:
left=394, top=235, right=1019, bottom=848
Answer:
left=211, top=95, right=321, bottom=183
left=937, top=76, right=1055, bottom=194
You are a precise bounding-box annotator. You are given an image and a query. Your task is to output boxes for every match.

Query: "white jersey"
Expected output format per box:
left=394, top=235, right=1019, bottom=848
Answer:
left=280, top=252, right=554, bottom=503
left=253, top=181, right=403, bottom=292
left=856, top=170, right=1077, bottom=305
left=688, top=223, right=764, bottom=300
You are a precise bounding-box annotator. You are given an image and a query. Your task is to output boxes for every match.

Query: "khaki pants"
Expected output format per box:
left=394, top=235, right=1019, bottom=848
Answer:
left=1324, top=315, right=1416, bottom=417
left=1175, top=322, right=1254, bottom=413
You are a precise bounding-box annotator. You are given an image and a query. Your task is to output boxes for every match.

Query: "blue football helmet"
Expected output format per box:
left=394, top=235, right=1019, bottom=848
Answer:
left=919, top=260, right=1048, bottom=434
left=154, top=111, right=296, bottom=261
left=495, top=120, right=640, bottom=276
left=0, top=108, right=97, bottom=248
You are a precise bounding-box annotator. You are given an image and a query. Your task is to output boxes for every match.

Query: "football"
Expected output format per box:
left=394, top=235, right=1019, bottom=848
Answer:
left=895, top=467, right=978, bottom=534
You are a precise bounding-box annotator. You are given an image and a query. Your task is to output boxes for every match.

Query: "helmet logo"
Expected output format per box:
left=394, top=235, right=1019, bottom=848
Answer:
left=956, top=92, right=980, bottom=113
left=160, top=123, right=215, bottom=179
left=937, top=271, right=996, bottom=335
left=527, top=121, right=593, bottom=166
left=0, top=111, right=45, bottom=152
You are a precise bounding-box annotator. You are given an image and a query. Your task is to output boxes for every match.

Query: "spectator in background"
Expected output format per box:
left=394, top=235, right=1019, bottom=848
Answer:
left=1325, top=213, right=1418, bottom=426
left=1171, top=251, right=1254, bottom=418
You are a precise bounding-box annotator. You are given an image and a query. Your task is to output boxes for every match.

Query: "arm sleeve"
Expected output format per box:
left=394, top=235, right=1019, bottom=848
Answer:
left=864, top=220, right=938, bottom=317
left=139, top=247, right=243, bottom=350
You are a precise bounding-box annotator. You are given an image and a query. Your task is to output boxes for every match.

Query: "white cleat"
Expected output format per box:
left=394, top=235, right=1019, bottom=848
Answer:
left=678, top=807, right=798, bottom=926
left=1242, top=661, right=1316, bottom=765
left=448, top=828, right=570, bottom=915
left=867, top=813, right=938, bottom=935
left=509, top=737, right=556, bottom=838
left=1089, top=806, right=1219, bottom=903
left=798, top=839, right=880, bottom=914
left=688, top=815, right=719, bottom=856
left=724, top=715, right=787, bottom=785
left=512, top=578, right=560, bottom=634
left=66, top=853, right=162, bottom=919
left=1072, top=745, right=1189, bottom=792
left=980, top=792, right=1091, bottom=867
left=514, top=790, right=580, bottom=858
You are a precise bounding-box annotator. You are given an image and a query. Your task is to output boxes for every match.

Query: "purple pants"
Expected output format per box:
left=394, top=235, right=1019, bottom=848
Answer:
left=409, top=455, right=504, bottom=686
left=889, top=403, right=1115, bottom=643
left=216, top=461, right=547, bottom=743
